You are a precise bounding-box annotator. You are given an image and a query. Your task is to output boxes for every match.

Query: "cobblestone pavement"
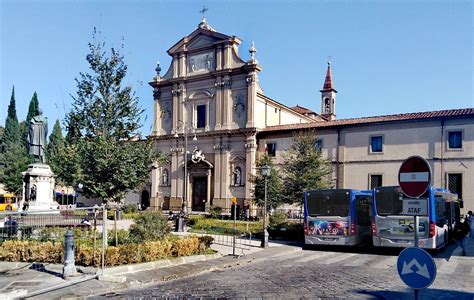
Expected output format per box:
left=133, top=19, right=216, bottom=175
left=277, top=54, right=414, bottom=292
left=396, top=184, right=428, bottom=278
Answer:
left=94, top=246, right=474, bottom=299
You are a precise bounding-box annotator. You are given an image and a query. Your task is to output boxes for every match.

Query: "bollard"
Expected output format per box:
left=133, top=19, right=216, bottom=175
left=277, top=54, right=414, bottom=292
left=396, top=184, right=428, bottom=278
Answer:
left=63, top=228, right=78, bottom=279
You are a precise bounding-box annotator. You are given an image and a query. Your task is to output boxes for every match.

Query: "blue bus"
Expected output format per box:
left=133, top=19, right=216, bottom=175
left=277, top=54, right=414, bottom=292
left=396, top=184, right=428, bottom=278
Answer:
left=304, top=189, right=373, bottom=246
left=372, top=186, right=460, bottom=249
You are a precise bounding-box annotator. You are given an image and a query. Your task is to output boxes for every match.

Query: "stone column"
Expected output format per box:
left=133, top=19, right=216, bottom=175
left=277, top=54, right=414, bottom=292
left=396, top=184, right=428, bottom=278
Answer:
left=172, top=84, right=179, bottom=133
left=150, top=164, right=160, bottom=209
left=246, top=73, right=256, bottom=128
left=152, top=88, right=162, bottom=136
left=216, top=45, right=223, bottom=71
left=223, top=75, right=232, bottom=129
left=206, top=169, right=212, bottom=211
left=245, top=135, right=257, bottom=201
left=214, top=79, right=222, bottom=129
left=172, top=55, right=178, bottom=79
left=223, top=44, right=231, bottom=69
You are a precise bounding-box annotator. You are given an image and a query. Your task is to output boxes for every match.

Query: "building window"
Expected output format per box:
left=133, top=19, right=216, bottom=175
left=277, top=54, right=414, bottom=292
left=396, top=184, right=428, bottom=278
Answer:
left=448, top=131, right=462, bottom=149
left=447, top=173, right=462, bottom=199
left=196, top=105, right=206, bottom=128
left=315, top=139, right=323, bottom=152
left=370, top=135, right=383, bottom=153
left=266, top=142, right=276, bottom=157
left=369, top=174, right=382, bottom=189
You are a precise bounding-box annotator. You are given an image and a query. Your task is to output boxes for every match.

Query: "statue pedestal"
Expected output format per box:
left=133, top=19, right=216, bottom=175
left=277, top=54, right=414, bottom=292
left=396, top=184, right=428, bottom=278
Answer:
left=22, top=164, right=59, bottom=211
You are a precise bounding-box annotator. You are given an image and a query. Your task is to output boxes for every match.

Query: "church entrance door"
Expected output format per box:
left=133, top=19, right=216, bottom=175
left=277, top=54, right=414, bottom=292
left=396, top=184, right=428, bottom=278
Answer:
left=192, top=177, right=207, bottom=212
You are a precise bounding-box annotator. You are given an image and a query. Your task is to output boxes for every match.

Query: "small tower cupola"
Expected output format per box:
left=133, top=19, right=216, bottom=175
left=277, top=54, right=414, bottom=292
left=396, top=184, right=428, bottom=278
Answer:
left=320, top=60, right=337, bottom=120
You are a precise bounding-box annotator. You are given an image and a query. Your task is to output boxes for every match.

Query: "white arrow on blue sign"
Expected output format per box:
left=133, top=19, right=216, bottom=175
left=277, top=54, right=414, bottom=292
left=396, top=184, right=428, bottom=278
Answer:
left=397, top=247, right=437, bottom=289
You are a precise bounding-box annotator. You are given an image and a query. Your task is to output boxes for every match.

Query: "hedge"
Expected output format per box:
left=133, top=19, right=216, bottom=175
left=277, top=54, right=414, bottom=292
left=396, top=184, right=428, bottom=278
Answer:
left=0, top=236, right=213, bottom=267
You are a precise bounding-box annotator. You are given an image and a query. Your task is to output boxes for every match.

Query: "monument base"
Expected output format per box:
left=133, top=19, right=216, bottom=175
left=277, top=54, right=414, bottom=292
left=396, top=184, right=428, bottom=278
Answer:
left=21, top=164, right=59, bottom=212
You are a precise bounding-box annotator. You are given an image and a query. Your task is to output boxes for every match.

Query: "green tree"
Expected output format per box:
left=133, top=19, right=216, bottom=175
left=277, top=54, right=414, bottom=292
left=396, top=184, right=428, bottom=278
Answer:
left=65, top=33, right=156, bottom=203
left=2, top=143, right=29, bottom=195
left=282, top=130, right=332, bottom=206
left=3, top=86, right=20, bottom=146
left=47, top=119, right=66, bottom=182
left=2, top=87, right=29, bottom=194
left=250, top=154, right=284, bottom=209
left=20, top=92, right=40, bottom=151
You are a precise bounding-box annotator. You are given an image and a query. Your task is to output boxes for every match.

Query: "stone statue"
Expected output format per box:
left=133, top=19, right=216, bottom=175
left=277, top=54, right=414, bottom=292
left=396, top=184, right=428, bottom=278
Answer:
left=29, top=109, right=48, bottom=164
left=234, top=168, right=241, bottom=186
left=191, top=147, right=205, bottom=163
left=162, top=169, right=169, bottom=186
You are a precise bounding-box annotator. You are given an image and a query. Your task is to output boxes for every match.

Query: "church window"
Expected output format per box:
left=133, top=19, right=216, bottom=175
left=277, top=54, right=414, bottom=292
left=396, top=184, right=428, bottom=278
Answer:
left=369, top=174, right=383, bottom=189
left=315, top=139, right=323, bottom=152
left=197, top=105, right=206, bottom=128
left=370, top=135, right=383, bottom=153
left=324, top=98, right=331, bottom=113
left=267, top=142, right=276, bottom=157
left=447, top=130, right=462, bottom=149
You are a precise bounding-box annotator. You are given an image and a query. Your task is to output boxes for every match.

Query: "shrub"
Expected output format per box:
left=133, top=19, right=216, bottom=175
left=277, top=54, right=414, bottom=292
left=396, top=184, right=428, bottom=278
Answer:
left=269, top=211, right=288, bottom=228
left=128, top=211, right=170, bottom=243
left=122, top=204, right=138, bottom=214
left=108, top=229, right=130, bottom=246
left=208, top=206, right=222, bottom=219
left=173, top=237, right=199, bottom=257
left=198, top=235, right=214, bottom=252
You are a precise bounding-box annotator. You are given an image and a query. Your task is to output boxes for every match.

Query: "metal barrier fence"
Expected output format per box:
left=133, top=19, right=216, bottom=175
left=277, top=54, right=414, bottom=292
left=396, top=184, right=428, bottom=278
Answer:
left=0, top=206, right=107, bottom=297
left=203, top=207, right=304, bottom=221
left=194, top=227, right=252, bottom=257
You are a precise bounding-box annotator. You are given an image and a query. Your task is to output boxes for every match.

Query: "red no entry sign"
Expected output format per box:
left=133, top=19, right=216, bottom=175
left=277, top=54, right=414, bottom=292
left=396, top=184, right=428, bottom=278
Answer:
left=398, top=156, right=432, bottom=198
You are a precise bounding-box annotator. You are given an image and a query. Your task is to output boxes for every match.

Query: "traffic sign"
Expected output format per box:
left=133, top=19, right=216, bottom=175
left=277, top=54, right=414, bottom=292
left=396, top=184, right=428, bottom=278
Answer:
left=398, top=156, right=432, bottom=198
left=402, top=199, right=428, bottom=216
left=397, top=247, right=437, bottom=289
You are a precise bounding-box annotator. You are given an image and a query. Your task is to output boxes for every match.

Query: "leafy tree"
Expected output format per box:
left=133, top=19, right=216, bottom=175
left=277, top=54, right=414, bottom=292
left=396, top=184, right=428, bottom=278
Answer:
left=282, top=130, right=332, bottom=206
left=250, top=154, right=284, bottom=209
left=2, top=143, right=29, bottom=195
left=65, top=32, right=156, bottom=203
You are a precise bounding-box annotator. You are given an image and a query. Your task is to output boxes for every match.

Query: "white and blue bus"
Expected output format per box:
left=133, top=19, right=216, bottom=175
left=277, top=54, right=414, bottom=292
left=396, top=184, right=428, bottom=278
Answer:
left=371, top=186, right=460, bottom=249
left=304, top=189, right=373, bottom=246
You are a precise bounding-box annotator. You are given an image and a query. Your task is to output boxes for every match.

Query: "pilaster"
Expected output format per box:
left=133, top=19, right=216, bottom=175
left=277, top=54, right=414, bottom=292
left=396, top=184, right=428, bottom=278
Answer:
left=246, top=73, right=256, bottom=128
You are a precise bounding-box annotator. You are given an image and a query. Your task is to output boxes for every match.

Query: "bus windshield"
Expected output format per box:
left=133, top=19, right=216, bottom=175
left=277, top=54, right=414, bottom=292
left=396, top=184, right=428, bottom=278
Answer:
left=306, top=190, right=351, bottom=217
left=374, top=186, right=404, bottom=215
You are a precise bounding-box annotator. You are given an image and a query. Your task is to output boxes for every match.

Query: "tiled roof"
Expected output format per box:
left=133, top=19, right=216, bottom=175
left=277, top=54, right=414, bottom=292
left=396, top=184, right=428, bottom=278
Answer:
left=291, top=105, right=315, bottom=115
left=262, top=108, right=474, bottom=132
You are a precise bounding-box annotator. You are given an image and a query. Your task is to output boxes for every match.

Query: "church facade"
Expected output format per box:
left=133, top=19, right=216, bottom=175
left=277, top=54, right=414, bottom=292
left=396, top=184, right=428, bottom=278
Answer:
left=147, top=20, right=474, bottom=214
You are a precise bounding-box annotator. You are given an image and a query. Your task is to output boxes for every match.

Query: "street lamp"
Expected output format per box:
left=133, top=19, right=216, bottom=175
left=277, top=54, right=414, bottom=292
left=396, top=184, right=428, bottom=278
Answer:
left=174, top=120, right=197, bottom=232
left=261, top=164, right=271, bottom=248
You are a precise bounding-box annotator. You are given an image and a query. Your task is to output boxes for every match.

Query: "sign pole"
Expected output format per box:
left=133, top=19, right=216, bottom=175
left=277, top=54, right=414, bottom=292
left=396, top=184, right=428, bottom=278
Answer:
left=414, top=215, right=419, bottom=248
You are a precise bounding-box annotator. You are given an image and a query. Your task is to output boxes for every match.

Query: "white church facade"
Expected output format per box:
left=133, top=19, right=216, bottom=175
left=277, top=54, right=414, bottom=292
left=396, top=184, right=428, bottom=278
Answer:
left=145, top=20, right=474, bottom=214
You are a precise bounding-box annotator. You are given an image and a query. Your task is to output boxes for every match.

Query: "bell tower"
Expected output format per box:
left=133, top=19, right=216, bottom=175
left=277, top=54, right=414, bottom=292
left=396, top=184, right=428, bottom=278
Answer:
left=320, top=60, right=337, bottom=120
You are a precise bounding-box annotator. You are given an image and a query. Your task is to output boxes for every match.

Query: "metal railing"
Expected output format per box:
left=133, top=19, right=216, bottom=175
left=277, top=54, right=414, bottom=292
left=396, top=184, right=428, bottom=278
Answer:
left=0, top=206, right=107, bottom=297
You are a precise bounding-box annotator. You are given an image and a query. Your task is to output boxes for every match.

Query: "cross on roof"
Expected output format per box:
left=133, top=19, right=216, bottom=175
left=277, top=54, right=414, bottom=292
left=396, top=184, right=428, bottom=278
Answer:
left=199, top=5, right=208, bottom=20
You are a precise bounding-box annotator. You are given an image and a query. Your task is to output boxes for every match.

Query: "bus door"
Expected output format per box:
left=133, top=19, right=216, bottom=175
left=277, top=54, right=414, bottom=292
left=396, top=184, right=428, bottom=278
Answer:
left=355, top=194, right=372, bottom=242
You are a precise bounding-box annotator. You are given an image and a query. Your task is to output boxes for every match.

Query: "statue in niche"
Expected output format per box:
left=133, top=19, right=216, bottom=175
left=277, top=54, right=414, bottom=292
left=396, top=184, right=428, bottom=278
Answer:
left=162, top=169, right=169, bottom=186
left=233, top=167, right=242, bottom=186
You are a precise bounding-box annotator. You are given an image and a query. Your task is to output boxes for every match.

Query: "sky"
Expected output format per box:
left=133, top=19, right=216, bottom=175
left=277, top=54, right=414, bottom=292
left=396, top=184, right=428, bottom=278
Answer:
left=1, top=0, right=472, bottom=136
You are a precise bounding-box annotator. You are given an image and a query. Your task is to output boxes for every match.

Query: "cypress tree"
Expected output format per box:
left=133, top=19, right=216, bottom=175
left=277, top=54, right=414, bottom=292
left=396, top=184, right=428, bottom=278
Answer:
left=47, top=119, right=65, bottom=180
left=21, top=92, right=41, bottom=151
left=4, top=86, right=20, bottom=146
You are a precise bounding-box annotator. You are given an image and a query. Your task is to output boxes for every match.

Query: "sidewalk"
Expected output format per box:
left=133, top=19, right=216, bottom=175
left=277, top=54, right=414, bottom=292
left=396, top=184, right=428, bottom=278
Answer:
left=0, top=240, right=300, bottom=299
left=448, top=237, right=474, bottom=257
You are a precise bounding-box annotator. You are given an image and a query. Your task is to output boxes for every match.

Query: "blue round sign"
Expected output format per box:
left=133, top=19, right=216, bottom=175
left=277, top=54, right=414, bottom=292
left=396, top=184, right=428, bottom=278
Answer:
left=397, top=247, right=437, bottom=289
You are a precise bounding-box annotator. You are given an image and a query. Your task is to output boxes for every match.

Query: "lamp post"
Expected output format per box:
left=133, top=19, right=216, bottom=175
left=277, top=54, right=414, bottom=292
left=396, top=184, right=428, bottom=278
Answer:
left=261, top=164, right=271, bottom=248
left=174, top=120, right=196, bottom=232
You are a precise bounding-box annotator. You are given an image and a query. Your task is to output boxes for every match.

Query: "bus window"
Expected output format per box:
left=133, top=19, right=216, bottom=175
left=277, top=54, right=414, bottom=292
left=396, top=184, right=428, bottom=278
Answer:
left=434, top=196, right=446, bottom=227
left=374, top=187, right=403, bottom=216
left=306, top=190, right=350, bottom=217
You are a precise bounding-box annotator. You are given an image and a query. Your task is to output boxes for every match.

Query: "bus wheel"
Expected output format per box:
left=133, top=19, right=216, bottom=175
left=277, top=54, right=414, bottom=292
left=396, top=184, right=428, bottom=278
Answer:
left=5, top=205, right=12, bottom=211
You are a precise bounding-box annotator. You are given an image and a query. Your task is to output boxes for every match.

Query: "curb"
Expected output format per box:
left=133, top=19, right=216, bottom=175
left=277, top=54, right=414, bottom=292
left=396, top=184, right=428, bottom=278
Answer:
left=99, top=253, right=222, bottom=276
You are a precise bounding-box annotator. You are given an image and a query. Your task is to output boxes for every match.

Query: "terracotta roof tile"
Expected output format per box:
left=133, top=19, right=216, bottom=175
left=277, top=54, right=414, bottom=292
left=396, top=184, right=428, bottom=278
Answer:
left=262, top=108, right=474, bottom=132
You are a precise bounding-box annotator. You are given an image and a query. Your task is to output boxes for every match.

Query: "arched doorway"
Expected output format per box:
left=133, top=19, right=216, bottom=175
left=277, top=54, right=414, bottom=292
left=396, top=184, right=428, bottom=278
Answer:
left=188, top=160, right=213, bottom=212
left=141, top=190, right=150, bottom=210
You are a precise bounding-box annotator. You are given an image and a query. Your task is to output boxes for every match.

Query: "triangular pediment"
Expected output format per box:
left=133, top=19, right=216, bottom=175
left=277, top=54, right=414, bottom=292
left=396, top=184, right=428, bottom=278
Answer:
left=230, top=155, right=245, bottom=163
left=168, top=27, right=239, bottom=55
